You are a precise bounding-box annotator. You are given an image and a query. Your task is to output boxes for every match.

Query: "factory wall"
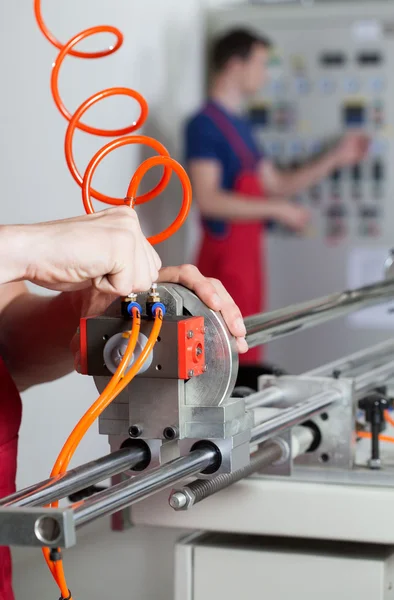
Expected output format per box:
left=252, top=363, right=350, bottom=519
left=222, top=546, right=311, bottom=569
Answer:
left=0, top=0, right=237, bottom=492
left=1, top=1, right=239, bottom=599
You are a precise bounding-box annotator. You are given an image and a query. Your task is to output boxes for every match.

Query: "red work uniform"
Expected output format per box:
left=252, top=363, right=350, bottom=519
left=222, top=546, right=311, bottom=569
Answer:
left=0, top=359, right=22, bottom=600
left=185, top=101, right=266, bottom=365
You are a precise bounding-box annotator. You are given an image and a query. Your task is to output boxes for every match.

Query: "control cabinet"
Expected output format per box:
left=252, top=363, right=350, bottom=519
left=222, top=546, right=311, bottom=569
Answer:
left=208, top=1, right=394, bottom=372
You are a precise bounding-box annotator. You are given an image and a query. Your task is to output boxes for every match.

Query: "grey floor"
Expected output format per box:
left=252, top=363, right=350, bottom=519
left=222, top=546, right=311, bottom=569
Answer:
left=12, top=522, right=183, bottom=600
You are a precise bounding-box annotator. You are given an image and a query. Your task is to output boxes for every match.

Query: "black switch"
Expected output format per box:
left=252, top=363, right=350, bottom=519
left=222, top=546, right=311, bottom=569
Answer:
left=372, top=160, right=384, bottom=181
left=352, top=164, right=362, bottom=181
left=359, top=392, right=392, bottom=469
left=327, top=204, right=346, bottom=218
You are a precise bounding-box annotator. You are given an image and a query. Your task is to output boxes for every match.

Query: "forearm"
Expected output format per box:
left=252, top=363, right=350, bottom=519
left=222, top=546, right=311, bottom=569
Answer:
left=273, top=151, right=339, bottom=196
left=0, top=291, right=80, bottom=391
left=198, top=190, right=283, bottom=222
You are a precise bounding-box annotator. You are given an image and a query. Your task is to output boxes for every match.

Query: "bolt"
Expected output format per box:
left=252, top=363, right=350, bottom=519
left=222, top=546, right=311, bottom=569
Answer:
left=187, top=331, right=194, bottom=339
left=169, top=491, right=188, bottom=510
left=188, top=370, right=194, bottom=378
left=196, top=346, right=203, bottom=357
left=163, top=426, right=179, bottom=441
left=129, top=425, right=143, bottom=438
left=369, top=457, right=381, bottom=470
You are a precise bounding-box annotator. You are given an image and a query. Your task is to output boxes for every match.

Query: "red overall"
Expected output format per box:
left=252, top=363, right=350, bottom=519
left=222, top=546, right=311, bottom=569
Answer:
left=196, top=104, right=266, bottom=365
left=0, top=359, right=22, bottom=600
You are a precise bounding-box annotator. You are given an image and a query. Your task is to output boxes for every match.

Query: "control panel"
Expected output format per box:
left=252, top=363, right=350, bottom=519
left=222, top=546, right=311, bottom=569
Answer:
left=234, top=4, right=394, bottom=243
left=208, top=2, right=394, bottom=374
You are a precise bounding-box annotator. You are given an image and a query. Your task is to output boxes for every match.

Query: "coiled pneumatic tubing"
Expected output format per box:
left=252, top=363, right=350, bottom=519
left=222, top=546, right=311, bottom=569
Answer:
left=34, top=1, right=192, bottom=244
left=33, top=2, right=192, bottom=598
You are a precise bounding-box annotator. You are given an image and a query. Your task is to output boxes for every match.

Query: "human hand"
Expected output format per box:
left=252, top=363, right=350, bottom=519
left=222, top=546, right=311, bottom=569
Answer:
left=2, top=206, right=161, bottom=295
left=334, top=132, right=370, bottom=167
left=272, top=201, right=311, bottom=232
left=158, top=265, right=248, bottom=354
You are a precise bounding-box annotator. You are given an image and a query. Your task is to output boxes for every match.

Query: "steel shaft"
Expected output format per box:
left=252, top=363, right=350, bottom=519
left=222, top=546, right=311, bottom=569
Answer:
left=245, top=280, right=394, bottom=349
left=1, top=446, right=146, bottom=508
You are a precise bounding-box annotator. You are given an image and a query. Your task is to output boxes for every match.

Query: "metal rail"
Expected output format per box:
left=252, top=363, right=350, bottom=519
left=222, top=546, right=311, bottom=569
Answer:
left=245, top=280, right=394, bottom=349
left=73, top=448, right=216, bottom=527
left=246, top=339, right=394, bottom=410
left=1, top=446, right=146, bottom=508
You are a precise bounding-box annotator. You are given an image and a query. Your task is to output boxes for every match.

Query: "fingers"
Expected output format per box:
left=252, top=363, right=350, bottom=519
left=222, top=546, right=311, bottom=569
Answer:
left=208, top=278, right=247, bottom=340
left=158, top=265, right=222, bottom=310
left=157, top=265, right=248, bottom=353
left=236, top=337, right=249, bottom=354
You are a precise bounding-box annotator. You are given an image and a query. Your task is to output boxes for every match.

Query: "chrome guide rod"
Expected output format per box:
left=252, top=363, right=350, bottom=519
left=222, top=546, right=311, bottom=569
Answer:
left=246, top=340, right=394, bottom=410
left=244, top=280, right=394, bottom=349
left=0, top=446, right=146, bottom=508
left=72, top=448, right=216, bottom=527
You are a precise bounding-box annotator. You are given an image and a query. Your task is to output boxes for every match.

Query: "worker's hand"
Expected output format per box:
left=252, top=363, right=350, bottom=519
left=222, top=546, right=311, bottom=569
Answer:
left=158, top=265, right=248, bottom=354
left=272, top=201, right=311, bottom=232
left=334, top=132, right=370, bottom=166
left=2, top=207, right=161, bottom=295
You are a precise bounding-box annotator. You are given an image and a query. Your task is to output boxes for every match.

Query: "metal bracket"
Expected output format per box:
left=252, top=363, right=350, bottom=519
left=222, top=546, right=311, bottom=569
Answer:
left=257, top=375, right=355, bottom=470
left=0, top=507, right=76, bottom=549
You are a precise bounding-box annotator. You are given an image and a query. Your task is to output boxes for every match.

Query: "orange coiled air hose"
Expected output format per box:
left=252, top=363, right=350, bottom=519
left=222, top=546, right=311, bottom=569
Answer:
left=34, top=2, right=190, bottom=597
left=34, top=0, right=192, bottom=243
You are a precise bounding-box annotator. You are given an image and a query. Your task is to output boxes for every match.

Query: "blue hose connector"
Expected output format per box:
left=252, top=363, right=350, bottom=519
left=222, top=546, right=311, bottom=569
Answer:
left=127, top=302, right=142, bottom=316
left=151, top=302, right=166, bottom=317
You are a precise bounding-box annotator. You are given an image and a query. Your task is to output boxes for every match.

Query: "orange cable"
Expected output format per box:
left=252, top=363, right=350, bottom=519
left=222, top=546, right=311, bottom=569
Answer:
left=33, top=2, right=192, bottom=597
left=34, top=0, right=192, bottom=244
left=44, top=308, right=163, bottom=598
left=357, top=431, right=394, bottom=444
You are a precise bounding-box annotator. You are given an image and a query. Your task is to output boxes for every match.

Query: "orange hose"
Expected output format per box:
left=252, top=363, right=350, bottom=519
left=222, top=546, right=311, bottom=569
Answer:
left=34, top=3, right=190, bottom=596
left=33, top=3, right=192, bottom=596
left=34, top=0, right=192, bottom=244
left=44, top=308, right=163, bottom=599
left=357, top=431, right=394, bottom=444
left=356, top=410, right=394, bottom=445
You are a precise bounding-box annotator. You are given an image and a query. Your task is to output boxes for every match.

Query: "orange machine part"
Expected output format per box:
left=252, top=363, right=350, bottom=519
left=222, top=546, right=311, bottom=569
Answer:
left=78, top=317, right=90, bottom=376
left=178, top=317, right=206, bottom=379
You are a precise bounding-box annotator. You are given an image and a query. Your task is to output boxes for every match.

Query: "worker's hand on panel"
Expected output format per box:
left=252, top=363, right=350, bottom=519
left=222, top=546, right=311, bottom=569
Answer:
left=3, top=206, right=162, bottom=295
left=158, top=265, right=248, bottom=354
left=334, top=132, right=370, bottom=167
left=272, top=201, right=311, bottom=233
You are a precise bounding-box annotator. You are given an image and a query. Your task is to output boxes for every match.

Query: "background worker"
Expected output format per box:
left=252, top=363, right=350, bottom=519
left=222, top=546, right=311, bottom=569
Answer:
left=0, top=206, right=247, bottom=600
left=185, top=28, right=369, bottom=373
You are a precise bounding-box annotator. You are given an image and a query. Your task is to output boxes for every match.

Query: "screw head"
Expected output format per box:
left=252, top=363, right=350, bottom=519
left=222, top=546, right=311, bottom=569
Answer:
left=163, top=426, right=178, bottom=441
left=188, top=370, right=194, bottom=378
left=196, top=346, right=203, bottom=357
left=187, top=331, right=194, bottom=339
left=169, top=491, right=188, bottom=510
left=129, top=425, right=143, bottom=438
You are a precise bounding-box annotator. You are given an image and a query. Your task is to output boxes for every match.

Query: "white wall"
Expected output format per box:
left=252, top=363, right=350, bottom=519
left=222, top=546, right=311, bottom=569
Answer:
left=0, top=0, right=241, bottom=598
left=0, top=0, right=238, bottom=491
